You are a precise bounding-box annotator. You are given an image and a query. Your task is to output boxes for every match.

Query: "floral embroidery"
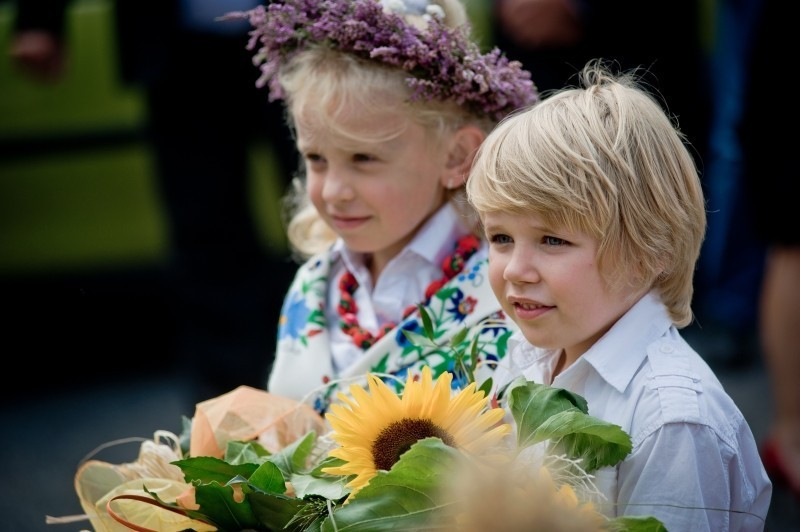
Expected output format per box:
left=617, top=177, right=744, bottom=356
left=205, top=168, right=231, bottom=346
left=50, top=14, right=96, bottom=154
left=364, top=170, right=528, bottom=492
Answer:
left=395, top=320, right=424, bottom=349
left=279, top=269, right=328, bottom=347
left=278, top=291, right=311, bottom=341
left=275, top=253, right=515, bottom=414
left=337, top=235, right=480, bottom=349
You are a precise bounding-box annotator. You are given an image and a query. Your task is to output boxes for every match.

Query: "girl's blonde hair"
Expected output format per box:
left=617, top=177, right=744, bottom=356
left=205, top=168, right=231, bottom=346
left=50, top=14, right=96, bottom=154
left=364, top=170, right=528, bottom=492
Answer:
left=278, top=0, right=497, bottom=259
left=467, top=60, right=706, bottom=327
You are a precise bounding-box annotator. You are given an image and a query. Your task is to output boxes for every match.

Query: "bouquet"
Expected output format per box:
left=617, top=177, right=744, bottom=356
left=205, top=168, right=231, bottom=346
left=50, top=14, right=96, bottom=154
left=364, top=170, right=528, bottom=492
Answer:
left=66, top=311, right=667, bottom=531
left=67, top=371, right=666, bottom=531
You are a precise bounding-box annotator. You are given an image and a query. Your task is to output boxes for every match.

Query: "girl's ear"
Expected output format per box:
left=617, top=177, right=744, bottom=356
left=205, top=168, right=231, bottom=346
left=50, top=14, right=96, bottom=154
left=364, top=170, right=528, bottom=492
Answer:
left=442, top=125, right=486, bottom=189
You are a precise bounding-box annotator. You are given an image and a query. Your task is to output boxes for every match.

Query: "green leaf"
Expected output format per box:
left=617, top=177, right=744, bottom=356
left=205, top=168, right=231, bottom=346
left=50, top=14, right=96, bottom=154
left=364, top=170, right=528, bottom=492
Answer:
left=530, top=410, right=632, bottom=471
left=417, top=304, right=435, bottom=339
left=478, top=376, right=493, bottom=398
left=248, top=491, right=309, bottom=531
left=290, top=470, right=350, bottom=501
left=249, top=460, right=287, bottom=494
left=319, top=438, right=460, bottom=531
left=508, top=381, right=631, bottom=472
left=267, top=431, right=317, bottom=476
left=401, top=329, right=438, bottom=349
left=225, top=440, right=271, bottom=465
left=291, top=457, right=350, bottom=500
left=468, top=333, right=481, bottom=374
left=193, top=482, right=261, bottom=531
left=605, top=515, right=669, bottom=531
left=509, top=380, right=588, bottom=446
left=432, top=287, right=457, bottom=301
left=173, top=456, right=258, bottom=484
left=449, top=327, right=468, bottom=347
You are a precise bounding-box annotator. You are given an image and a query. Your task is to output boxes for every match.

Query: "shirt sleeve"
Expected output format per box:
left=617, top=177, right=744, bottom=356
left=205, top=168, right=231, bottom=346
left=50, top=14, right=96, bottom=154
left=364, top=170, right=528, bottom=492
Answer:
left=616, top=421, right=771, bottom=531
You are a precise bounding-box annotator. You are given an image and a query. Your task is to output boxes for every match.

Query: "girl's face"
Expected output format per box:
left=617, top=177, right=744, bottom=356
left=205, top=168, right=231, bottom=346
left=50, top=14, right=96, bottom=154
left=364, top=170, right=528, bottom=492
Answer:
left=483, top=210, right=645, bottom=366
left=297, top=110, right=451, bottom=279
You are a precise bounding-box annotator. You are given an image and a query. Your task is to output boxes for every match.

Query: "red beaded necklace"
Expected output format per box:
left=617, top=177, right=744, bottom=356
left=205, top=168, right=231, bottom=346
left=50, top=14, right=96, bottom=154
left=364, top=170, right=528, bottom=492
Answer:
left=337, top=234, right=481, bottom=350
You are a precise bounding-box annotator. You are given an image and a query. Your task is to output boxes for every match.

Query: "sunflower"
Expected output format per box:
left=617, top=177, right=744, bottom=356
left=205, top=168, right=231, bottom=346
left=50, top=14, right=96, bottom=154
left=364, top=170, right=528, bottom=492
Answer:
left=322, top=366, right=511, bottom=499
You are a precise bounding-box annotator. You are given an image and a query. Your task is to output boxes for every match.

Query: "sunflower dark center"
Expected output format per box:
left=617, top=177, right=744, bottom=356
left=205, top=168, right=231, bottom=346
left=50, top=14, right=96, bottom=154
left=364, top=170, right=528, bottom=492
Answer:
left=371, top=418, right=455, bottom=471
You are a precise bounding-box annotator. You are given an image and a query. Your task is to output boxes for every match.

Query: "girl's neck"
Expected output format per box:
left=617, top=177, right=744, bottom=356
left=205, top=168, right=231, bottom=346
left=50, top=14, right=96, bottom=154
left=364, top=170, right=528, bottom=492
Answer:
left=364, top=254, right=378, bottom=284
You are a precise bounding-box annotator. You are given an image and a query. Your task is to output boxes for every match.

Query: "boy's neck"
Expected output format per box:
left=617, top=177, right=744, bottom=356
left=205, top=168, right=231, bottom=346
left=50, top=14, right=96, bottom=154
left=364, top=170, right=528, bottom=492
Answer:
left=552, top=350, right=567, bottom=381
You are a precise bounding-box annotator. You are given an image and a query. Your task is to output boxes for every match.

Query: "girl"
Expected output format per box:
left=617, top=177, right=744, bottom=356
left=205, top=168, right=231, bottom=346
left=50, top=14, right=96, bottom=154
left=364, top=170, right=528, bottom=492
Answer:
left=231, top=0, right=537, bottom=412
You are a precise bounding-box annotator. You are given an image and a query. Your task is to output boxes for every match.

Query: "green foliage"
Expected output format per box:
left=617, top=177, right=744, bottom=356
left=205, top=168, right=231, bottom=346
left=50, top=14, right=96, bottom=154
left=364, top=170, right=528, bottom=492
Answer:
left=172, top=456, right=259, bottom=485
left=249, top=493, right=318, bottom=531
left=193, top=482, right=261, bottom=531
left=225, top=440, right=271, bottom=465
left=249, top=462, right=287, bottom=494
left=509, top=380, right=632, bottom=472
left=268, top=431, right=317, bottom=476
left=319, top=438, right=460, bottom=531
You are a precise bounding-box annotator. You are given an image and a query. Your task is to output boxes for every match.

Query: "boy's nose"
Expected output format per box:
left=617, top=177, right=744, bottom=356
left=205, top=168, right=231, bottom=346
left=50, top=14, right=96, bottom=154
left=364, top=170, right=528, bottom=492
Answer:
left=504, top=248, right=541, bottom=284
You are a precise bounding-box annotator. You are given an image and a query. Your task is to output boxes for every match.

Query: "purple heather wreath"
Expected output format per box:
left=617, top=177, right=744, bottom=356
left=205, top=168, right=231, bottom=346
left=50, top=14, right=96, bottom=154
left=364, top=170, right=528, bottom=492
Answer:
left=223, top=0, right=538, bottom=121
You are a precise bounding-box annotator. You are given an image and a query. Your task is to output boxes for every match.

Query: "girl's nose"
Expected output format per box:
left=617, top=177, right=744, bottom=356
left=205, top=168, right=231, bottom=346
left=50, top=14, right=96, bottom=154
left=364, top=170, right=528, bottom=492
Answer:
left=321, top=167, right=355, bottom=203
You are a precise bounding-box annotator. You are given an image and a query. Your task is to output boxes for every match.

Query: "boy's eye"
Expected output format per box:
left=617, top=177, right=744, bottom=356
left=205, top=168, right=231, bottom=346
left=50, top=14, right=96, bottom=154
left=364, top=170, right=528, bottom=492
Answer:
left=543, top=236, right=567, bottom=246
left=489, top=233, right=513, bottom=244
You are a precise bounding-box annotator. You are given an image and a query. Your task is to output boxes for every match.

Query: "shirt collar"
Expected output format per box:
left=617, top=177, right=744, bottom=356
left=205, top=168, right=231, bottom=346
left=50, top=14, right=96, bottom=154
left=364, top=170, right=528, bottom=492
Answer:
left=574, top=291, right=673, bottom=393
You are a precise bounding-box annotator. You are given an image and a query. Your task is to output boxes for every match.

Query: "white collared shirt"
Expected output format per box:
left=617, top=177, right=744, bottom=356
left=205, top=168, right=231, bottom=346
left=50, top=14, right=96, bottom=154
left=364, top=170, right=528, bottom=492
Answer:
left=493, top=292, right=772, bottom=531
left=327, top=204, right=483, bottom=373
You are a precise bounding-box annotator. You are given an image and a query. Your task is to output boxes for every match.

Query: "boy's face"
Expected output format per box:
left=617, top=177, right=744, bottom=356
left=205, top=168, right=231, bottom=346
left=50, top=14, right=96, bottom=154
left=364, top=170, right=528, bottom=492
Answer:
left=296, top=110, right=449, bottom=278
left=483, top=211, right=644, bottom=366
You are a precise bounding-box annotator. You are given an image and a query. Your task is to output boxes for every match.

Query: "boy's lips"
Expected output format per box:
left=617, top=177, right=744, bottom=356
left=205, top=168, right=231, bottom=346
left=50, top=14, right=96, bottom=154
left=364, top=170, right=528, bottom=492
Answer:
left=507, top=296, right=553, bottom=320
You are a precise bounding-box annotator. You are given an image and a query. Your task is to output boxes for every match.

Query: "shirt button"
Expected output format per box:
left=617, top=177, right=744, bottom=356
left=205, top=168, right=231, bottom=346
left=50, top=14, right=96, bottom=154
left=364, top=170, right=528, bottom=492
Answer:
left=659, top=344, right=674, bottom=353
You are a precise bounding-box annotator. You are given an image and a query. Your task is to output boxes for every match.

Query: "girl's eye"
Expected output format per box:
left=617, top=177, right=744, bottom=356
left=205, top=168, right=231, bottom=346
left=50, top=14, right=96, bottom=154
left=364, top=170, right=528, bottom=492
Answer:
left=303, top=153, right=327, bottom=171
left=489, top=233, right=513, bottom=245
left=543, top=235, right=567, bottom=246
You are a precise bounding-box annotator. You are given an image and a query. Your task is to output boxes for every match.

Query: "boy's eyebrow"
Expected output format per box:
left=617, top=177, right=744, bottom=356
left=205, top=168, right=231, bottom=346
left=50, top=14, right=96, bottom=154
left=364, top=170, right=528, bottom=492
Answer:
left=483, top=215, right=549, bottom=232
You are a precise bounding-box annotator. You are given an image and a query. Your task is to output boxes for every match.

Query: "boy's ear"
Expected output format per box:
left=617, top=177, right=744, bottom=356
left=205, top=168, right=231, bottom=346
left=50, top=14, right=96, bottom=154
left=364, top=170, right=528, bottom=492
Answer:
left=442, top=125, right=485, bottom=188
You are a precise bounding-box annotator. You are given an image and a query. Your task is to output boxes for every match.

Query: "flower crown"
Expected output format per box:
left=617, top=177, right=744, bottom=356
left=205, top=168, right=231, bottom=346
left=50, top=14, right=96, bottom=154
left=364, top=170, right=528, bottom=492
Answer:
left=224, top=0, right=539, bottom=121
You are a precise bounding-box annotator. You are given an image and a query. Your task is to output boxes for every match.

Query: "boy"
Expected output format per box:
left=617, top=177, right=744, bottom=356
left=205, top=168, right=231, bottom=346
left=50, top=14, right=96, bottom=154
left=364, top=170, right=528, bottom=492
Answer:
left=466, top=60, right=771, bottom=531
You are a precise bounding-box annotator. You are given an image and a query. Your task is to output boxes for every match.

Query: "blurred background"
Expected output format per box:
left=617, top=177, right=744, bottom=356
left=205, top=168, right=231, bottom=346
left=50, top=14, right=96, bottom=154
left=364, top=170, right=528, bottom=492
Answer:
left=0, top=0, right=797, bottom=530
left=0, top=0, right=294, bottom=395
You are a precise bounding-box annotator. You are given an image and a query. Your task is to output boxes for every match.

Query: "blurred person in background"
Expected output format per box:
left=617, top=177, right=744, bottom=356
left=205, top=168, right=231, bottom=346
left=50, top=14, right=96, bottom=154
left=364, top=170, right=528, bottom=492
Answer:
left=689, top=0, right=765, bottom=367
left=739, top=0, right=800, bottom=501
left=490, top=0, right=710, bottom=160
left=10, top=0, right=299, bottom=406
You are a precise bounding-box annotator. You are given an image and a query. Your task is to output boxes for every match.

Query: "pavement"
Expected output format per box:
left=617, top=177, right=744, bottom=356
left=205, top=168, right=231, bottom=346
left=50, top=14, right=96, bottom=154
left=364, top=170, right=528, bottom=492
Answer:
left=1, top=272, right=798, bottom=531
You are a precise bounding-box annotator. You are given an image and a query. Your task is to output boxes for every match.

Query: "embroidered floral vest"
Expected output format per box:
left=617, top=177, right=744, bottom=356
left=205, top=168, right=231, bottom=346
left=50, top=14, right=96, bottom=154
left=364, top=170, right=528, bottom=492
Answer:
left=268, top=249, right=517, bottom=414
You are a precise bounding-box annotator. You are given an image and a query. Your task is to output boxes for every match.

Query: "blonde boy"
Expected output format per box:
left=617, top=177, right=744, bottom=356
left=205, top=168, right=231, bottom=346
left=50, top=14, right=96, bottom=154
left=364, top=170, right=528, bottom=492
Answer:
left=467, top=60, right=771, bottom=531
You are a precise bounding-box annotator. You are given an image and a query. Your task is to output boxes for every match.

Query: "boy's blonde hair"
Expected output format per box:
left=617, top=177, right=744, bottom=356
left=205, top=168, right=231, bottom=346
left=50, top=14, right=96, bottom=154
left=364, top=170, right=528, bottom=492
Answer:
left=279, top=0, right=497, bottom=258
left=467, top=60, right=706, bottom=327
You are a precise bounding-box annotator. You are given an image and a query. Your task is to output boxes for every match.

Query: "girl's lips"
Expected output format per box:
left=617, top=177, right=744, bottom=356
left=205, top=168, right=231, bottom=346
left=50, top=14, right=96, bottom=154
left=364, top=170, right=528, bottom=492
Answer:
left=330, top=215, right=370, bottom=230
